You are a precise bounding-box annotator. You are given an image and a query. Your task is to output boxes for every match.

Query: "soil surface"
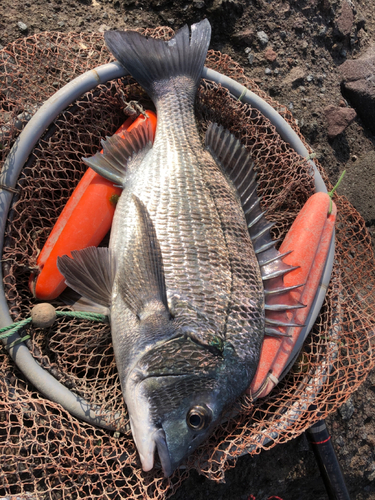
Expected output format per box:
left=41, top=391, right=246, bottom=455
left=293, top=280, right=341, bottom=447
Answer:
left=1, top=1, right=375, bottom=499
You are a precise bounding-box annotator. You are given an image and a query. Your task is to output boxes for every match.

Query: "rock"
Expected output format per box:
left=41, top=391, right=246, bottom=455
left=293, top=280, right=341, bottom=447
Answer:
left=323, top=104, right=356, bottom=138
left=337, top=150, right=375, bottom=222
left=234, top=29, right=254, bottom=45
left=57, top=21, right=65, bottom=28
left=336, top=0, right=354, bottom=36
left=300, top=119, right=318, bottom=143
left=293, top=17, right=304, bottom=33
left=98, top=24, right=111, bottom=32
left=356, top=12, right=366, bottom=31
left=282, top=67, right=306, bottom=87
left=335, top=435, right=345, bottom=447
left=338, top=397, right=355, bottom=421
left=209, top=0, right=243, bottom=14
left=265, top=68, right=272, bottom=75
left=339, top=46, right=375, bottom=134
left=193, top=0, right=205, bottom=8
left=320, top=0, right=337, bottom=13
left=31, top=303, right=56, bottom=329
left=17, top=21, right=28, bottom=32
left=264, top=47, right=277, bottom=62
left=257, top=31, right=269, bottom=46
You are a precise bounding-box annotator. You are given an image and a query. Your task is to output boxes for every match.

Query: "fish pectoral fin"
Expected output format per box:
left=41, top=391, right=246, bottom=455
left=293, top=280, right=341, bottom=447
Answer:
left=57, top=247, right=117, bottom=307
left=59, top=289, right=110, bottom=316
left=82, top=119, right=153, bottom=185
left=118, top=195, right=170, bottom=318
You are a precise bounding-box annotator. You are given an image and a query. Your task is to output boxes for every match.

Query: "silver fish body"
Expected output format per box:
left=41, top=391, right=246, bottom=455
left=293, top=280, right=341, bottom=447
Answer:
left=58, top=20, right=265, bottom=476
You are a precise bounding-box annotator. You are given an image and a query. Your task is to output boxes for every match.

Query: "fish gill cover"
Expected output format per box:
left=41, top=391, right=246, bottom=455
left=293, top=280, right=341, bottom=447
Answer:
left=0, top=28, right=375, bottom=499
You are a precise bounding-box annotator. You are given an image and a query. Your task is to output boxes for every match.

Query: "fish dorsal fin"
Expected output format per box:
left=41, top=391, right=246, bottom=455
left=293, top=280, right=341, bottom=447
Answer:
left=205, top=122, right=274, bottom=253
left=205, top=122, right=255, bottom=199
left=82, top=118, right=153, bottom=186
left=205, top=123, right=303, bottom=329
left=119, top=195, right=169, bottom=319
left=57, top=247, right=117, bottom=307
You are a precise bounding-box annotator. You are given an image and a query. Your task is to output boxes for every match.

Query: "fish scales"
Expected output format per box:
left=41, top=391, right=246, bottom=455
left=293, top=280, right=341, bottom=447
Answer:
left=58, top=20, right=265, bottom=477
left=110, top=93, right=233, bottom=347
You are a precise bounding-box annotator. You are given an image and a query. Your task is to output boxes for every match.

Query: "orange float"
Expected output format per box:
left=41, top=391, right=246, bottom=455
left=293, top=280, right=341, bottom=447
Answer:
left=30, top=111, right=157, bottom=300
left=249, top=192, right=337, bottom=398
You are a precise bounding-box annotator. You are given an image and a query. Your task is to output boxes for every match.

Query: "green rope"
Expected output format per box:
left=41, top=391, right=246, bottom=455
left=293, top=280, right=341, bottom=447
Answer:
left=237, top=86, right=247, bottom=102
left=0, top=317, right=32, bottom=338
left=7, top=335, right=31, bottom=349
left=0, top=310, right=108, bottom=346
left=56, top=311, right=108, bottom=322
left=328, top=169, right=346, bottom=215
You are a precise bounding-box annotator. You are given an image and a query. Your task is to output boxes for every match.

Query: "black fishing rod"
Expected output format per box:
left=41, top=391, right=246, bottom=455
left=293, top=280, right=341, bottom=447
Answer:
left=305, top=415, right=351, bottom=500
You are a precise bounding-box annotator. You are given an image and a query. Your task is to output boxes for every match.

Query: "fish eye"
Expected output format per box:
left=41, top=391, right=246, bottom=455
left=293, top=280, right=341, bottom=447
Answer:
left=186, top=405, right=212, bottom=431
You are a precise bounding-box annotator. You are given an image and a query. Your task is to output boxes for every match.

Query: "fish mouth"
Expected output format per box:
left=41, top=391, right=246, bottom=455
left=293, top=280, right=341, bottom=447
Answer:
left=131, top=422, right=173, bottom=477
left=154, top=428, right=173, bottom=477
left=126, top=374, right=175, bottom=476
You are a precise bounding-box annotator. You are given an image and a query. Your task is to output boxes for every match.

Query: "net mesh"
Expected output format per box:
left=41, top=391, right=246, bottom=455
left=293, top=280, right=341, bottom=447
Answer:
left=1, top=29, right=374, bottom=499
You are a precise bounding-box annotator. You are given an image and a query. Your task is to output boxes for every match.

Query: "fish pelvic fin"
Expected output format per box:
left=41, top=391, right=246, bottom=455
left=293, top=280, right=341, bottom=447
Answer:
left=104, top=19, right=211, bottom=101
left=119, top=195, right=169, bottom=319
left=82, top=119, right=153, bottom=185
left=57, top=247, right=117, bottom=307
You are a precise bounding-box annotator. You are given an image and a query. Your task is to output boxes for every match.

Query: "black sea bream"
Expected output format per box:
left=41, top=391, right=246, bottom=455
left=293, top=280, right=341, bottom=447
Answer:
left=58, top=20, right=269, bottom=476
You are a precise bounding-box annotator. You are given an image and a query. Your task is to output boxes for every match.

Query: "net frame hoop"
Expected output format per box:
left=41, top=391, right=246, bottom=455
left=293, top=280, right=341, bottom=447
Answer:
left=0, top=60, right=335, bottom=441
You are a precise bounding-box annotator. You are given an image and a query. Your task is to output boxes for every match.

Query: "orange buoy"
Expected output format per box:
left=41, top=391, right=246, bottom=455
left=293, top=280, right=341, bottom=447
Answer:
left=30, top=111, right=157, bottom=300
left=248, top=192, right=337, bottom=398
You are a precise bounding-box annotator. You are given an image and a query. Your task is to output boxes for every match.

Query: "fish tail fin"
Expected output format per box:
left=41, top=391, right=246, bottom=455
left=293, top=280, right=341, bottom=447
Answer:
left=104, top=19, right=211, bottom=101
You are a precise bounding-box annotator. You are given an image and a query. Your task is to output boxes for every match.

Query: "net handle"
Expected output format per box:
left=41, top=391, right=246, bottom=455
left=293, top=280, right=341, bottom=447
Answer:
left=0, top=61, right=334, bottom=432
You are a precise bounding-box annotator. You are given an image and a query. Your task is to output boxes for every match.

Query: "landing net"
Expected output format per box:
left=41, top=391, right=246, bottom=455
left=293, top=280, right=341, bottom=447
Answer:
left=1, top=28, right=374, bottom=499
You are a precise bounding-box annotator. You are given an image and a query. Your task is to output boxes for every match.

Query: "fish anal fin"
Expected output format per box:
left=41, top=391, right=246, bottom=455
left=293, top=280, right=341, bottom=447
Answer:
left=119, top=195, right=169, bottom=319
left=83, top=119, right=153, bottom=185
left=57, top=247, right=117, bottom=307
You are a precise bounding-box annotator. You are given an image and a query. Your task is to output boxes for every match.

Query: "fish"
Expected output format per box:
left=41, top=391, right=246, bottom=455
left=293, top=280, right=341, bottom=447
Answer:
left=57, top=19, right=298, bottom=476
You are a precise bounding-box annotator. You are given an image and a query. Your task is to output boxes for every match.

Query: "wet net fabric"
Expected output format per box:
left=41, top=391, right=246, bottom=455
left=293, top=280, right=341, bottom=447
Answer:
left=1, top=29, right=374, bottom=498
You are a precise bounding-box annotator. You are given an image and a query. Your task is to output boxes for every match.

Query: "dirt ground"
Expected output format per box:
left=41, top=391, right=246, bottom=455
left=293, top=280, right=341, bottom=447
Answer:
left=1, top=0, right=375, bottom=499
